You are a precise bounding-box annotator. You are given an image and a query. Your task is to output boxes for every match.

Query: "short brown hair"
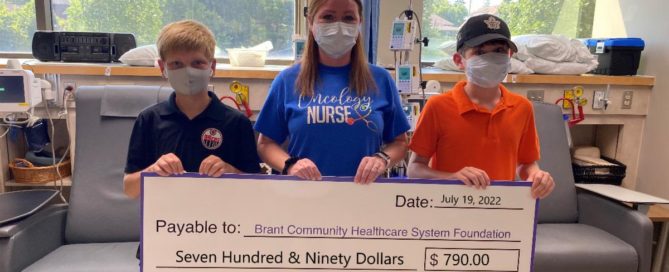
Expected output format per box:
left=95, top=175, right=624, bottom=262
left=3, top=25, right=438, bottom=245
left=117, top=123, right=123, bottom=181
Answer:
left=156, top=20, right=216, bottom=60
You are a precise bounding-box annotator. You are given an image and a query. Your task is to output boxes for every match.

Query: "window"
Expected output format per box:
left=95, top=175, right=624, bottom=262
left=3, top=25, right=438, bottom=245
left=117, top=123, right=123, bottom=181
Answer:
left=422, top=0, right=596, bottom=62
left=1, top=0, right=296, bottom=59
left=0, top=0, right=38, bottom=53
left=52, top=0, right=296, bottom=59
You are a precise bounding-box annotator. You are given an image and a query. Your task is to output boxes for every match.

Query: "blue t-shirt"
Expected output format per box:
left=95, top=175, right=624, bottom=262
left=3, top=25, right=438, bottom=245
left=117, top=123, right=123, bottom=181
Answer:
left=254, top=64, right=410, bottom=176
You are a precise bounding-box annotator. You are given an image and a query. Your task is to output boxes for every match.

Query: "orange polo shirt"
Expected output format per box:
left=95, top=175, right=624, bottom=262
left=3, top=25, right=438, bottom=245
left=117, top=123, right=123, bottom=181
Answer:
left=409, top=81, right=540, bottom=181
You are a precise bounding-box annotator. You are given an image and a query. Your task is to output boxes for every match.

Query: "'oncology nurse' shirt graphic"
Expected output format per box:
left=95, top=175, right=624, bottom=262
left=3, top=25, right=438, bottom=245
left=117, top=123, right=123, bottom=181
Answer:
left=298, top=87, right=377, bottom=132
left=253, top=63, right=411, bottom=176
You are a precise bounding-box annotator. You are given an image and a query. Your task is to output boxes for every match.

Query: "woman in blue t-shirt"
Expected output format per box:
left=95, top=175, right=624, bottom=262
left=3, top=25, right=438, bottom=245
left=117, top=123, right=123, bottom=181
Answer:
left=254, top=0, right=410, bottom=183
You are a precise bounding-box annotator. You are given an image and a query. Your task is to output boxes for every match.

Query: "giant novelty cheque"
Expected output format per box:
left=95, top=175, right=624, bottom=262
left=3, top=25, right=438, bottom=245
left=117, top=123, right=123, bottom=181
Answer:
left=141, top=173, right=538, bottom=272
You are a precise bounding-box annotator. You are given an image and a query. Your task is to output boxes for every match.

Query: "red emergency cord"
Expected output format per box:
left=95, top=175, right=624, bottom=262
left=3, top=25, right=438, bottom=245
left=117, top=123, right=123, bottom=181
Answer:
left=220, top=96, right=252, bottom=118
left=554, top=98, right=584, bottom=127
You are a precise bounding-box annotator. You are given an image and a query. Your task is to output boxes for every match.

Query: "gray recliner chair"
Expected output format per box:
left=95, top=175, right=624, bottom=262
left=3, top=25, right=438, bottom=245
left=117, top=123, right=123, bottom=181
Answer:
left=532, top=102, right=652, bottom=272
left=0, top=85, right=172, bottom=272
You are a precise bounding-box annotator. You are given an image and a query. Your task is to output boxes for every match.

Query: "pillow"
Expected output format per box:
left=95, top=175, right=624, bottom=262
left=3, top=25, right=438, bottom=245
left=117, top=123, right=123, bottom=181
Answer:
left=524, top=56, right=597, bottom=75
left=513, top=35, right=573, bottom=62
left=513, top=34, right=597, bottom=64
left=119, top=44, right=159, bottom=66
left=433, top=56, right=460, bottom=72
left=439, top=40, right=457, bottom=56
left=510, top=58, right=534, bottom=74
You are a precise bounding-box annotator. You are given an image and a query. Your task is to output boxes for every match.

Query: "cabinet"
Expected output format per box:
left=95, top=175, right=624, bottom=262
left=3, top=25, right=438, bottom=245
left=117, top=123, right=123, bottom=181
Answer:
left=0, top=108, right=73, bottom=194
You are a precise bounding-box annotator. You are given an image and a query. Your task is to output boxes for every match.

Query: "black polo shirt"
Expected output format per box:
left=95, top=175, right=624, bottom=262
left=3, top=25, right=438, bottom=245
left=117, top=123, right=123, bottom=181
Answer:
left=124, top=91, right=260, bottom=174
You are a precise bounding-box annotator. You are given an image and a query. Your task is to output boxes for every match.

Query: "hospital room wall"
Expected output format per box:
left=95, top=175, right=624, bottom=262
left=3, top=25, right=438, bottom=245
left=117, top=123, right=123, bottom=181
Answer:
left=596, top=0, right=669, bottom=201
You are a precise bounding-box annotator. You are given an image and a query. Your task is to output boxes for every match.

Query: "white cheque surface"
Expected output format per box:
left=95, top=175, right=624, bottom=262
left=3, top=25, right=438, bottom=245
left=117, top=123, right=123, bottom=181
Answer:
left=141, top=174, right=538, bottom=272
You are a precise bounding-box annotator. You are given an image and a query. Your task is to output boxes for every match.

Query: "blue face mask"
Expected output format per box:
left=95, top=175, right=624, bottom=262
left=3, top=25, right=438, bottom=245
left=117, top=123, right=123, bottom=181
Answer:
left=465, top=53, right=511, bottom=88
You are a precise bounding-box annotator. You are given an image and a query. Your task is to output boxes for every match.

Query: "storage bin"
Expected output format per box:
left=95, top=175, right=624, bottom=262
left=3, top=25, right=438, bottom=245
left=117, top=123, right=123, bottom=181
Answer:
left=586, top=38, right=644, bottom=75
left=9, top=158, right=72, bottom=183
left=572, top=156, right=626, bottom=185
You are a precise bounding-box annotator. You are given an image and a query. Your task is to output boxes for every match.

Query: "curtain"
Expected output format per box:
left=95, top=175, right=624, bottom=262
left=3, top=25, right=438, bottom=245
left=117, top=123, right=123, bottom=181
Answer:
left=362, top=0, right=380, bottom=64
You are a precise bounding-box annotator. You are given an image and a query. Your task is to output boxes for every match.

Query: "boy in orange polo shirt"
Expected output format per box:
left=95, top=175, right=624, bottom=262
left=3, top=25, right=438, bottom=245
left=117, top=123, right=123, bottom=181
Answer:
left=407, top=14, right=554, bottom=199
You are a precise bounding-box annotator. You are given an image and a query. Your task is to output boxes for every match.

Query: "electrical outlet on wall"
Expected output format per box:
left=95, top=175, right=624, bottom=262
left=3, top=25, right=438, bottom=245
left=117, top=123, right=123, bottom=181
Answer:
left=527, top=90, right=544, bottom=102
left=622, top=91, right=633, bottom=109
left=63, top=81, right=76, bottom=92
left=63, top=81, right=76, bottom=99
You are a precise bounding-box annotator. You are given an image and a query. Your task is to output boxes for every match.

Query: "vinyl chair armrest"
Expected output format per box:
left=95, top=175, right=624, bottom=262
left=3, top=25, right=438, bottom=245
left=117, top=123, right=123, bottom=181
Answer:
left=577, top=192, right=653, bottom=272
left=0, top=204, right=68, bottom=272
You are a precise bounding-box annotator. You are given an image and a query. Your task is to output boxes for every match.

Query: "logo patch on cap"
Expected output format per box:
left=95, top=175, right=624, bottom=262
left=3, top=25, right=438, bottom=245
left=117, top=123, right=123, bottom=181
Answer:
left=484, top=16, right=501, bottom=30
left=201, top=128, right=223, bottom=150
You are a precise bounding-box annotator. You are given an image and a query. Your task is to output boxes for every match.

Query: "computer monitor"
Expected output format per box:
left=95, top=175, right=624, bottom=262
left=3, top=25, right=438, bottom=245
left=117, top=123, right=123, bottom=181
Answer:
left=0, top=69, right=42, bottom=112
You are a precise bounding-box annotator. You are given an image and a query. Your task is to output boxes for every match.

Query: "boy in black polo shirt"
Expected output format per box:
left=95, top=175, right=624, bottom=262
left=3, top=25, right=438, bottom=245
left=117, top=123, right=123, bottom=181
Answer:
left=123, top=20, right=260, bottom=198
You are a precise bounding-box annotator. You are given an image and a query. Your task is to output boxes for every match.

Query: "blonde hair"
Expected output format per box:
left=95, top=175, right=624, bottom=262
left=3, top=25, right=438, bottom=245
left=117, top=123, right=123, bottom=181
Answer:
left=296, top=0, right=377, bottom=97
left=156, top=20, right=216, bottom=60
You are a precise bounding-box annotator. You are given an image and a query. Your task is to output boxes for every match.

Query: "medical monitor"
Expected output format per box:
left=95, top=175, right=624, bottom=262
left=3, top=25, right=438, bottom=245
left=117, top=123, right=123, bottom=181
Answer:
left=0, top=69, right=42, bottom=112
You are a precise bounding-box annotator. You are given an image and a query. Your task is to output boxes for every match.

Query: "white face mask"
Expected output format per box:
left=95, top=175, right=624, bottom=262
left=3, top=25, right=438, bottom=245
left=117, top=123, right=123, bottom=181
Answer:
left=164, top=67, right=213, bottom=96
left=465, top=53, right=511, bottom=88
left=314, top=22, right=359, bottom=58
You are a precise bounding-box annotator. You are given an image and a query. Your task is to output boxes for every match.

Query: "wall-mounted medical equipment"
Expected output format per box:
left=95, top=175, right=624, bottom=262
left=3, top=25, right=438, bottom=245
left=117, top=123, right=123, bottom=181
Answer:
left=0, top=69, right=42, bottom=112
left=389, top=2, right=429, bottom=96
left=403, top=101, right=421, bottom=132
left=220, top=81, right=252, bottom=118
left=396, top=64, right=419, bottom=94
left=293, top=34, right=306, bottom=62
left=390, top=19, right=416, bottom=51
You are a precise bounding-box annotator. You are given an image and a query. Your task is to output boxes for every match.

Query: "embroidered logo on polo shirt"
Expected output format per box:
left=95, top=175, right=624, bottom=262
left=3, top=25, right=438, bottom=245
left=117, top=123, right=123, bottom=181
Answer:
left=201, top=128, right=223, bottom=150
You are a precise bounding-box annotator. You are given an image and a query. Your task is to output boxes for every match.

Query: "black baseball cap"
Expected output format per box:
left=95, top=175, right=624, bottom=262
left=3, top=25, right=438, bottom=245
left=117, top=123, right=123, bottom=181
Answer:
left=456, top=14, right=517, bottom=53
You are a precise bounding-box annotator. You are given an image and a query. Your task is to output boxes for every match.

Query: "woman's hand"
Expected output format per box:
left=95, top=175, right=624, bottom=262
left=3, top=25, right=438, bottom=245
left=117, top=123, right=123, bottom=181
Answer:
left=354, top=156, right=387, bottom=184
left=287, top=158, right=322, bottom=181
